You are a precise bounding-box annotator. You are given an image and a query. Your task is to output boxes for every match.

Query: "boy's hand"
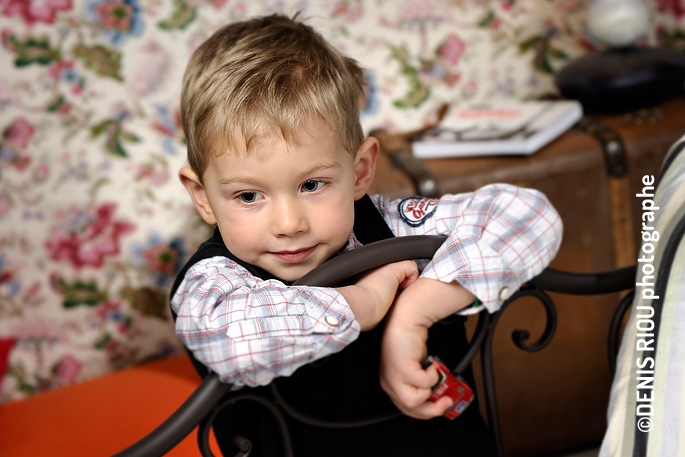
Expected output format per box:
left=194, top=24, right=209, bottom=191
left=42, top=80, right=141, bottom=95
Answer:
left=379, top=322, right=455, bottom=419
left=379, top=277, right=475, bottom=419
left=337, top=260, right=419, bottom=331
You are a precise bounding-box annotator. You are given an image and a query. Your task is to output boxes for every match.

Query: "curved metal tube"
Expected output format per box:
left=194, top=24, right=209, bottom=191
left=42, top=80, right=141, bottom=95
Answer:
left=112, top=373, right=232, bottom=457
left=113, top=235, right=449, bottom=456
left=481, top=285, right=559, bottom=457
left=294, top=235, right=448, bottom=286
left=507, top=286, right=558, bottom=352
left=197, top=394, right=294, bottom=457
left=529, top=265, right=636, bottom=295
left=480, top=267, right=636, bottom=457
left=113, top=233, right=638, bottom=457
left=453, top=310, right=491, bottom=376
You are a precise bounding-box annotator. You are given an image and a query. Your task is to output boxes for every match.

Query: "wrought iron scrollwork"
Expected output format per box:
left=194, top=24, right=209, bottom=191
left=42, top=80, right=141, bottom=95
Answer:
left=505, top=285, right=558, bottom=352
left=480, top=268, right=636, bottom=457
left=480, top=284, right=559, bottom=457
left=198, top=394, right=294, bottom=457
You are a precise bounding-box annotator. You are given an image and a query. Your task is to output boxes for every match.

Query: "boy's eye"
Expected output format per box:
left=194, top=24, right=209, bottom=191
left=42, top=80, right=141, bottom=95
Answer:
left=237, top=192, right=262, bottom=203
left=301, top=180, right=324, bottom=192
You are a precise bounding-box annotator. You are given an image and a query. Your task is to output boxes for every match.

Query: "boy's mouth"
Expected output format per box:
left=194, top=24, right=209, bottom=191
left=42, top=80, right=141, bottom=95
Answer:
left=269, top=246, right=317, bottom=264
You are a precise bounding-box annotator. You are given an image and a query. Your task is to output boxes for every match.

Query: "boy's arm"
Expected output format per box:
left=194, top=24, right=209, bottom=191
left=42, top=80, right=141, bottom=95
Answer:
left=337, top=260, right=419, bottom=331
left=172, top=257, right=360, bottom=389
left=376, top=184, right=563, bottom=418
left=376, top=183, right=563, bottom=314
left=380, top=277, right=475, bottom=419
left=172, top=256, right=415, bottom=389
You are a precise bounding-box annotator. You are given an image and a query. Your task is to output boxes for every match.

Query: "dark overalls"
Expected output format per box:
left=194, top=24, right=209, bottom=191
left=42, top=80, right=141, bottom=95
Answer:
left=171, top=195, right=497, bottom=456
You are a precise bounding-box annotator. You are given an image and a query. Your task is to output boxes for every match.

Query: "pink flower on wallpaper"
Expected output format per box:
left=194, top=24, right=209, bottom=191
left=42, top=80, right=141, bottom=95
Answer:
left=0, top=28, right=11, bottom=49
left=47, top=59, right=74, bottom=81
left=379, top=0, right=454, bottom=30
left=53, top=354, right=82, bottom=384
left=331, top=1, right=364, bottom=22
left=438, top=33, right=465, bottom=66
left=4, top=116, right=34, bottom=149
left=93, top=0, right=134, bottom=31
left=127, top=41, right=170, bottom=98
left=45, top=203, right=136, bottom=270
left=656, top=0, right=685, bottom=20
left=13, top=318, right=68, bottom=345
left=500, top=0, right=515, bottom=11
left=141, top=243, right=178, bottom=275
left=94, top=300, right=120, bottom=320
left=134, top=162, right=169, bottom=186
left=0, top=0, right=73, bottom=27
left=0, top=193, right=11, bottom=216
left=487, top=16, right=502, bottom=30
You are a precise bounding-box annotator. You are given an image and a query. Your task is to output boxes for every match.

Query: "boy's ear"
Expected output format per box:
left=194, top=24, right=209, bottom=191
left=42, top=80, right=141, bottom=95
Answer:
left=179, top=167, right=217, bottom=226
left=353, top=136, right=379, bottom=200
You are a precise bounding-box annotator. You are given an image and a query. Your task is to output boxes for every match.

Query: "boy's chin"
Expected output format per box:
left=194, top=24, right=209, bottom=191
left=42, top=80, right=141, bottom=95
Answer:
left=263, top=262, right=321, bottom=283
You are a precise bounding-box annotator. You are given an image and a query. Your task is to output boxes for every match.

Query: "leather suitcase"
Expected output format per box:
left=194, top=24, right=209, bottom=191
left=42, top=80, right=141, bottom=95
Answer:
left=368, top=97, right=685, bottom=456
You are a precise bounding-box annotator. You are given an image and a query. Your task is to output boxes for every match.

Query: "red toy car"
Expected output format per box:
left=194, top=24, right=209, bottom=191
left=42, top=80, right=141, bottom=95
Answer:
left=423, top=356, right=475, bottom=420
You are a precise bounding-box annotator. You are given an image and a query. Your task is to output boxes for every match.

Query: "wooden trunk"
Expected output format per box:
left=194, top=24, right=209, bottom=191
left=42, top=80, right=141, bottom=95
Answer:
left=368, top=97, right=685, bottom=457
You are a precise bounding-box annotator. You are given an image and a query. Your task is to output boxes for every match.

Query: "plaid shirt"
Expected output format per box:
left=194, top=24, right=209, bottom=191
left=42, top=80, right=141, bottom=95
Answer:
left=171, top=184, right=562, bottom=388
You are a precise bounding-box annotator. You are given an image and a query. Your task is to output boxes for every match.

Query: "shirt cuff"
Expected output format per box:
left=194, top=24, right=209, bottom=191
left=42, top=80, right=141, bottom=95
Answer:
left=419, top=237, right=521, bottom=315
left=301, top=286, right=361, bottom=340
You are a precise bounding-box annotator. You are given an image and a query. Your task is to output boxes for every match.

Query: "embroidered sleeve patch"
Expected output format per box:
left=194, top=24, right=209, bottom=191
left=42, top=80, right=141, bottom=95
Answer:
left=398, top=197, right=439, bottom=227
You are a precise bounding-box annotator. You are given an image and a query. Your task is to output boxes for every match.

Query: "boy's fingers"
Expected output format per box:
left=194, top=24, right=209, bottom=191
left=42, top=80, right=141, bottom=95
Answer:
left=390, top=382, right=433, bottom=410
left=401, top=396, right=454, bottom=420
left=393, top=260, right=418, bottom=286
left=399, top=359, right=439, bottom=389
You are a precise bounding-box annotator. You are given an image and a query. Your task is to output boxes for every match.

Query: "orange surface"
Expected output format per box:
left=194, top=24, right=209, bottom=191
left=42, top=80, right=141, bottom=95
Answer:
left=0, top=355, right=220, bottom=456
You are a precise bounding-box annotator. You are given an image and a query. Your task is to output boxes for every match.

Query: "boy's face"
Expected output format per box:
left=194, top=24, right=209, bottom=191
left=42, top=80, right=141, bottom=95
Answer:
left=181, top=120, right=378, bottom=282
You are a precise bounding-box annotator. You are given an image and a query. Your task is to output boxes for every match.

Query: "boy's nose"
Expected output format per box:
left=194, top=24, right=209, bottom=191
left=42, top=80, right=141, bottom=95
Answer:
left=272, top=200, right=309, bottom=237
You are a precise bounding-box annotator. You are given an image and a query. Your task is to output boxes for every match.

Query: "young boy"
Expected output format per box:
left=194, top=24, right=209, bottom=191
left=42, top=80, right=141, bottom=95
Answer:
left=171, top=13, right=562, bottom=457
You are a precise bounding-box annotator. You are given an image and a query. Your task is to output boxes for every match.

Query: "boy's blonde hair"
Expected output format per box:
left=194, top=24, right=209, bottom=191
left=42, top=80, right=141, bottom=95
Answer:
left=181, top=13, right=366, bottom=181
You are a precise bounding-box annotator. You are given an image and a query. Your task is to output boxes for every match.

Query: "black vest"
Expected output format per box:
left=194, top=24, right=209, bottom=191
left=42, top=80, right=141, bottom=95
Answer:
left=170, top=195, right=496, bottom=457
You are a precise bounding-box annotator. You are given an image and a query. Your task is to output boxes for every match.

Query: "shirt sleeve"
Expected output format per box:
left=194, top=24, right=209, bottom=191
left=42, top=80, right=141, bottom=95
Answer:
left=372, top=183, right=563, bottom=314
left=171, top=257, right=360, bottom=388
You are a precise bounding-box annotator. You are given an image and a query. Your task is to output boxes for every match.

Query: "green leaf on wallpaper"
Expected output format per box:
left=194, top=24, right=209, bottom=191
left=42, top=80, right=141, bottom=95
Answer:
left=89, top=177, right=111, bottom=196
left=158, top=0, right=197, bottom=30
left=120, top=286, right=169, bottom=320
left=105, top=129, right=129, bottom=157
left=91, top=119, right=141, bottom=158
left=91, top=119, right=113, bottom=138
left=547, top=48, right=568, bottom=60
left=658, top=28, right=685, bottom=52
left=519, top=36, right=566, bottom=75
left=119, top=129, right=141, bottom=143
left=53, top=277, right=109, bottom=308
left=73, top=44, right=123, bottom=81
left=478, top=10, right=496, bottom=28
left=7, top=364, right=35, bottom=395
left=533, top=45, right=554, bottom=74
left=518, top=36, right=539, bottom=54
left=94, top=332, right=113, bottom=350
left=7, top=35, right=60, bottom=67
left=394, top=82, right=430, bottom=109
left=388, top=44, right=431, bottom=109
left=46, top=94, right=66, bottom=112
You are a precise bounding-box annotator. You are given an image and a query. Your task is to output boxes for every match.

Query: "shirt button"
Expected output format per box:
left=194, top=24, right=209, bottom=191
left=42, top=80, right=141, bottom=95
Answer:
left=498, top=287, right=510, bottom=301
left=325, top=315, right=340, bottom=327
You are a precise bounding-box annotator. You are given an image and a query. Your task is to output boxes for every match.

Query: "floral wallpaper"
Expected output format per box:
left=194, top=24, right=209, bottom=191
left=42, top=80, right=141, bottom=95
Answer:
left=0, top=0, right=683, bottom=404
